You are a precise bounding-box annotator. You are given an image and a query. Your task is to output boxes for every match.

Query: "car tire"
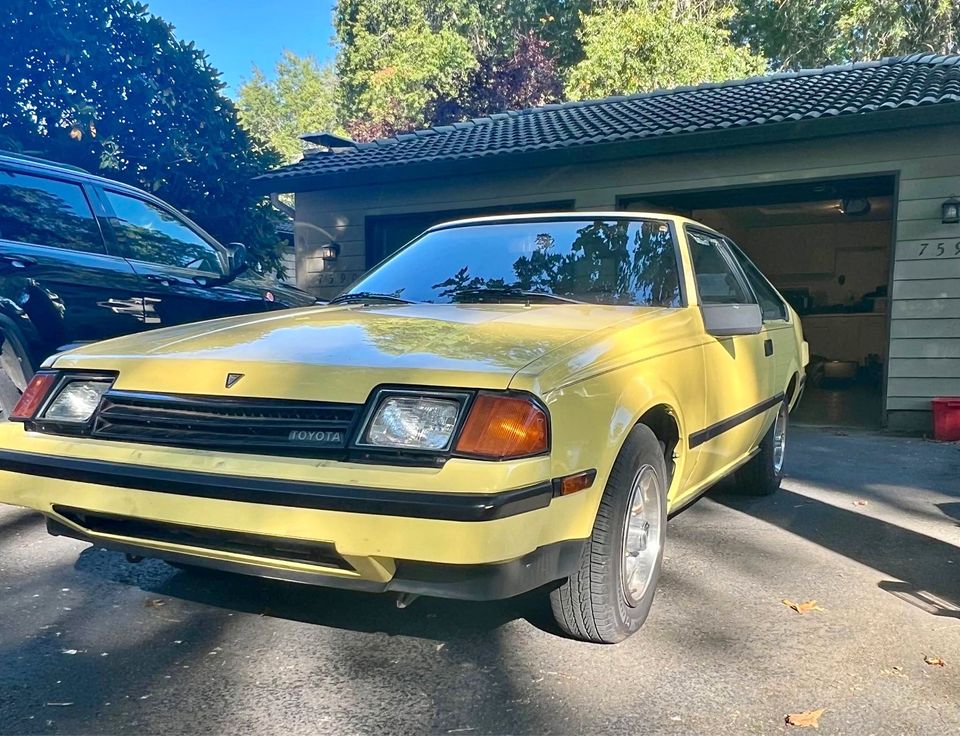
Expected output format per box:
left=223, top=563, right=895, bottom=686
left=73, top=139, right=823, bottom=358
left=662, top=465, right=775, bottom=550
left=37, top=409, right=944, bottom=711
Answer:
left=550, top=423, right=668, bottom=644
left=0, top=329, right=31, bottom=420
left=731, top=401, right=788, bottom=496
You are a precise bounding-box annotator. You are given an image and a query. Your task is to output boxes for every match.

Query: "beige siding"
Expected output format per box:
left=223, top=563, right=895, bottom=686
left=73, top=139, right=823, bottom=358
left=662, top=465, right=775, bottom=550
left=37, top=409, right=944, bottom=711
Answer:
left=291, top=124, right=960, bottom=429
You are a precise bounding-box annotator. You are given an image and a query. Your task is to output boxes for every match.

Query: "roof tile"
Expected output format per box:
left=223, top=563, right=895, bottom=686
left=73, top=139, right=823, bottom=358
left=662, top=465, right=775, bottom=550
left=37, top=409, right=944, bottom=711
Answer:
left=257, top=55, right=960, bottom=184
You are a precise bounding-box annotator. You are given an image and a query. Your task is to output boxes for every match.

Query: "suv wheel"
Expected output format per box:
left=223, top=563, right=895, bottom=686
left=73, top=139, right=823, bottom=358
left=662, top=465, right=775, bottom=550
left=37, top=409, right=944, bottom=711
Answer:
left=550, top=424, right=668, bottom=643
left=0, top=331, right=30, bottom=419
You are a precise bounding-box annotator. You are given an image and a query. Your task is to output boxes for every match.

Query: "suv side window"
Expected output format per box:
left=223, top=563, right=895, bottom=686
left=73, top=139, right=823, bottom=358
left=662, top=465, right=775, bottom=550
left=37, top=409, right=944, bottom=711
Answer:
left=686, top=229, right=752, bottom=305
left=0, top=169, right=104, bottom=253
left=103, top=190, right=224, bottom=274
left=726, top=240, right=788, bottom=322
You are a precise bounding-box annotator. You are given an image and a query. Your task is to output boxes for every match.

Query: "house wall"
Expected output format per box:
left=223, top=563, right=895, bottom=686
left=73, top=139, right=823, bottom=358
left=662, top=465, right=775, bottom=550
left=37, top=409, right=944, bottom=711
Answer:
left=293, top=124, right=960, bottom=431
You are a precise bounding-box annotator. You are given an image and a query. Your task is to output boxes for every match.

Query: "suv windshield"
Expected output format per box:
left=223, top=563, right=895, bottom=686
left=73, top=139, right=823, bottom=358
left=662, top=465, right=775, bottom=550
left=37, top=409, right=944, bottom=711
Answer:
left=345, top=218, right=682, bottom=307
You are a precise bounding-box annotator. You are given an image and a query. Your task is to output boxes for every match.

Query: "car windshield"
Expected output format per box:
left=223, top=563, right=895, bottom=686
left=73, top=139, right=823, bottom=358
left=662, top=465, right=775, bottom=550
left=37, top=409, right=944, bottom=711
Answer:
left=345, top=218, right=682, bottom=307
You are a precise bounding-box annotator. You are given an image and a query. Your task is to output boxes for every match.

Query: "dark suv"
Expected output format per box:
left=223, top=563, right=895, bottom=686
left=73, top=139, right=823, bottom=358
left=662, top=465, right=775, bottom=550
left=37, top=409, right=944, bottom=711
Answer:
left=0, top=151, right=316, bottom=416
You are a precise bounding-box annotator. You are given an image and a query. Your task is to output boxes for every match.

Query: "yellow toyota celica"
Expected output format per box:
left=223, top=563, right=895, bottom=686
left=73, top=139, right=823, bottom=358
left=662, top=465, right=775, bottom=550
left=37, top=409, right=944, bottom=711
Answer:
left=0, top=213, right=806, bottom=643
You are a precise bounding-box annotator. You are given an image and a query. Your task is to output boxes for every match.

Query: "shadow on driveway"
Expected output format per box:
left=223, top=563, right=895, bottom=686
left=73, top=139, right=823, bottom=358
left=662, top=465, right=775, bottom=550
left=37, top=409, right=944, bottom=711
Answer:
left=713, top=486, right=960, bottom=611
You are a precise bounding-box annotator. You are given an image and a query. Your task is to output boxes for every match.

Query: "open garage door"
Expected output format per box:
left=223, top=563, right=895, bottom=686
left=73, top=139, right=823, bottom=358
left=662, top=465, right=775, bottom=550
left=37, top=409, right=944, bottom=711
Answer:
left=624, top=176, right=896, bottom=429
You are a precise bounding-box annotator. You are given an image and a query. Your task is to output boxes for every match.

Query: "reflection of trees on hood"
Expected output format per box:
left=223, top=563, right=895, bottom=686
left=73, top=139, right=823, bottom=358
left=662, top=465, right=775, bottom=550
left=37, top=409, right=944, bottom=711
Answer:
left=0, top=185, right=101, bottom=251
left=431, top=220, right=679, bottom=306
left=359, top=315, right=570, bottom=367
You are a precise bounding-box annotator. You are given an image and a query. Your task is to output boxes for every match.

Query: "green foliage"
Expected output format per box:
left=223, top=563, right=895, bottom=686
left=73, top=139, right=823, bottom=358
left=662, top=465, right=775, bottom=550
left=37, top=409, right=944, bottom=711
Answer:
left=567, top=1, right=766, bottom=100
left=733, top=0, right=960, bottom=70
left=237, top=52, right=340, bottom=163
left=335, top=0, right=479, bottom=137
left=0, top=0, right=285, bottom=274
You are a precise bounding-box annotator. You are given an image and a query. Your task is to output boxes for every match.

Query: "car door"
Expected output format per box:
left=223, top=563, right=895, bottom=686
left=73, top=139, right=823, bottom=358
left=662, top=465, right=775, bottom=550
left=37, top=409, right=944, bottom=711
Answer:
left=0, top=166, right=147, bottom=353
left=726, top=238, right=794, bottom=397
left=685, top=227, right=771, bottom=484
left=99, top=188, right=272, bottom=327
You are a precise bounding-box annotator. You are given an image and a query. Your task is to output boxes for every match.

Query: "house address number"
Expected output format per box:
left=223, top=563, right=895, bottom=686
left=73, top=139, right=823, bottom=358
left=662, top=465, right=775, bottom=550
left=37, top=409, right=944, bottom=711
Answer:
left=917, top=241, right=960, bottom=257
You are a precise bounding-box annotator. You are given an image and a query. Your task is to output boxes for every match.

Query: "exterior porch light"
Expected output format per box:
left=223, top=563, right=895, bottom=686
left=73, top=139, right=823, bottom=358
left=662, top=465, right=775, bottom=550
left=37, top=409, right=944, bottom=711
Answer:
left=319, top=242, right=341, bottom=261
left=942, top=197, right=960, bottom=224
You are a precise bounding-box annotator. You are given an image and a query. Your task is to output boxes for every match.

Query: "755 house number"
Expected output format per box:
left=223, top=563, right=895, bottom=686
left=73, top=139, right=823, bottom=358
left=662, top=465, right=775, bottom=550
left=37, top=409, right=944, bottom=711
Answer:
left=918, top=241, right=960, bottom=257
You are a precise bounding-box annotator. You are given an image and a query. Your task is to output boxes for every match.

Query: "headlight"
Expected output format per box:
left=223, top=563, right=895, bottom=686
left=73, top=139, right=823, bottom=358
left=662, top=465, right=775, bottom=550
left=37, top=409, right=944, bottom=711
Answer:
left=41, top=379, right=112, bottom=423
left=361, top=393, right=464, bottom=450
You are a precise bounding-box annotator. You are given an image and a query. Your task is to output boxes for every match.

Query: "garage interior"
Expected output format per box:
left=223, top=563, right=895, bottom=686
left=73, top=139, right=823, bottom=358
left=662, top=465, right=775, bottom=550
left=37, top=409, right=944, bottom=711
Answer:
left=627, top=175, right=896, bottom=428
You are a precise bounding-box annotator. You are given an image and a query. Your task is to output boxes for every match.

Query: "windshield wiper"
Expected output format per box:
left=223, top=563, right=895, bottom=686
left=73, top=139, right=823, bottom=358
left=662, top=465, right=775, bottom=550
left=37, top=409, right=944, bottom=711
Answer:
left=329, top=291, right=415, bottom=305
left=450, top=287, right=583, bottom=304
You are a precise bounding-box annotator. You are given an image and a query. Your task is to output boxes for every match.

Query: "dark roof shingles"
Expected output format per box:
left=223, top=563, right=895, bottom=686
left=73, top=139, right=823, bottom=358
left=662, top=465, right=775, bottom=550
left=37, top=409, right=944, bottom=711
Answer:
left=258, top=54, right=960, bottom=183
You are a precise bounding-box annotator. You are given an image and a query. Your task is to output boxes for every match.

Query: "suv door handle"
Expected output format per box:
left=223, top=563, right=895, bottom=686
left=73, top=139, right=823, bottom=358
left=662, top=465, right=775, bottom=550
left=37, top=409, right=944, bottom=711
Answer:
left=145, top=274, right=182, bottom=286
left=764, top=338, right=774, bottom=357
left=0, top=254, right=37, bottom=270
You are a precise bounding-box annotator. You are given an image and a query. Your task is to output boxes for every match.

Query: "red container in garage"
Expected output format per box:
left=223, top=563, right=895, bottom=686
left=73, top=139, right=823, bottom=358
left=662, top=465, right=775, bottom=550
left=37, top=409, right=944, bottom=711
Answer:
left=932, top=397, right=960, bottom=441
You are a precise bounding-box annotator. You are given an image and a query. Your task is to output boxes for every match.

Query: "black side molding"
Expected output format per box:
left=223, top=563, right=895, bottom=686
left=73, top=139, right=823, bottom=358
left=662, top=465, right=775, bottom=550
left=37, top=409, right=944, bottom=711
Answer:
left=688, top=393, right=785, bottom=449
left=0, top=449, right=552, bottom=522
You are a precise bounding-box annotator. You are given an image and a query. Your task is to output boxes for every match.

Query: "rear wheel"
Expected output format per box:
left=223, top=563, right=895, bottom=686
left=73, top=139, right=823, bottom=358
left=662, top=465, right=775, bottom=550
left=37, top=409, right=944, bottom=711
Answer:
left=550, top=424, right=668, bottom=644
left=0, top=330, right=30, bottom=420
left=732, top=401, right=787, bottom=496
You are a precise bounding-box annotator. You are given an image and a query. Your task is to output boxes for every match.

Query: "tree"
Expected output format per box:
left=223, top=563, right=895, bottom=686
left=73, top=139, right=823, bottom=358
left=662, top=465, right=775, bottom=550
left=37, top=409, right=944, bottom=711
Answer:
left=0, top=0, right=286, bottom=274
left=237, top=52, right=340, bottom=164
left=567, top=1, right=766, bottom=100
left=431, top=31, right=564, bottom=124
left=732, top=0, right=960, bottom=70
left=334, top=0, right=479, bottom=138
left=334, top=0, right=570, bottom=139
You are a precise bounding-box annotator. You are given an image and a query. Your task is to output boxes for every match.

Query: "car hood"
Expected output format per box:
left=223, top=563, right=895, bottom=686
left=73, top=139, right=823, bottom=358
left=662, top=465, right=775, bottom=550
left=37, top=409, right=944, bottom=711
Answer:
left=54, top=303, right=661, bottom=403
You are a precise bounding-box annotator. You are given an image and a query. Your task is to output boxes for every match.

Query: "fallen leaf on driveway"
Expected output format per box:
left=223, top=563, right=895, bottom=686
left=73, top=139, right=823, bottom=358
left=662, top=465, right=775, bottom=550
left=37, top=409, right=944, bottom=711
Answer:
left=782, top=599, right=825, bottom=614
left=145, top=598, right=166, bottom=608
left=924, top=655, right=946, bottom=667
left=785, top=708, right=826, bottom=728
left=853, top=499, right=868, bottom=506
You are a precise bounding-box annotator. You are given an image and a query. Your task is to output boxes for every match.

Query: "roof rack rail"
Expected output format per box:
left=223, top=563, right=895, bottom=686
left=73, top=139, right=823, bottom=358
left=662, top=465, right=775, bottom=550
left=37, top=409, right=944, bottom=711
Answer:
left=0, top=150, right=90, bottom=175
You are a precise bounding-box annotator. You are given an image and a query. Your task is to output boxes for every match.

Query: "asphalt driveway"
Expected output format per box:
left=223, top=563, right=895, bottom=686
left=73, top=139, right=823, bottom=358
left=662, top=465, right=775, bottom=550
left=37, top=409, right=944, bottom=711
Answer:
left=1, top=426, right=958, bottom=735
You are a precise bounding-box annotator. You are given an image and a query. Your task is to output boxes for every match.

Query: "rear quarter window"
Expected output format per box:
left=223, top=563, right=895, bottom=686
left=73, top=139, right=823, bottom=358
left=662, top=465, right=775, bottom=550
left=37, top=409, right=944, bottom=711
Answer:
left=0, top=169, right=104, bottom=253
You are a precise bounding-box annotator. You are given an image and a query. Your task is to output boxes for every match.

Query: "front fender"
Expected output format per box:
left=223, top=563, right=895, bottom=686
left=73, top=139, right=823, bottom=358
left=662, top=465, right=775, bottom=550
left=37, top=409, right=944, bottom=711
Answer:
left=537, top=348, right=703, bottom=537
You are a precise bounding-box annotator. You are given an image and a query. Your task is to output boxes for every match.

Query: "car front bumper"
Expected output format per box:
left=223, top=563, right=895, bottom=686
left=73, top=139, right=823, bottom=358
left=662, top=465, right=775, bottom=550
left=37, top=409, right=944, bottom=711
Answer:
left=0, top=426, right=596, bottom=600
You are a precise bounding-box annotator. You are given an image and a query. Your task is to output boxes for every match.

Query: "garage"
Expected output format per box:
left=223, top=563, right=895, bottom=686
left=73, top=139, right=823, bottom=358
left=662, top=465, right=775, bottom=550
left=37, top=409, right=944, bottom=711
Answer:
left=627, top=175, right=897, bottom=428
left=257, top=54, right=960, bottom=433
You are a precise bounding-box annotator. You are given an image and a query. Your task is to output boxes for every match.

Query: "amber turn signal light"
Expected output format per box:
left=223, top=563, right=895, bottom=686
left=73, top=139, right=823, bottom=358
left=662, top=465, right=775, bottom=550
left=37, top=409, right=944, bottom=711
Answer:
left=10, top=372, right=58, bottom=421
left=455, top=393, right=548, bottom=459
left=553, top=469, right=597, bottom=497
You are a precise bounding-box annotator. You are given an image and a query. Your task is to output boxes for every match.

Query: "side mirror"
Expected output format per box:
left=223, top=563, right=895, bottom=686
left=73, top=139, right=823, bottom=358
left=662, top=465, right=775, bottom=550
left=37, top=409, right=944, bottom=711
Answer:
left=702, top=303, right=763, bottom=337
left=225, top=242, right=248, bottom=277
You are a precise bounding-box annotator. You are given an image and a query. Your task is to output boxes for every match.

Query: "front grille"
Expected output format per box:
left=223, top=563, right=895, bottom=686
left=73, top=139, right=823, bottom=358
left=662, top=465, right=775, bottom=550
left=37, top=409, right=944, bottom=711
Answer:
left=54, top=506, right=353, bottom=570
left=91, top=390, right=361, bottom=457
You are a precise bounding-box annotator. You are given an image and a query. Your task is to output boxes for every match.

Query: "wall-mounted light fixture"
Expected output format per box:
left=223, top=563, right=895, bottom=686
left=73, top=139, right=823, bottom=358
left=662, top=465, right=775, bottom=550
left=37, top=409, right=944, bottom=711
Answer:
left=319, top=242, right=341, bottom=261
left=942, top=196, right=960, bottom=224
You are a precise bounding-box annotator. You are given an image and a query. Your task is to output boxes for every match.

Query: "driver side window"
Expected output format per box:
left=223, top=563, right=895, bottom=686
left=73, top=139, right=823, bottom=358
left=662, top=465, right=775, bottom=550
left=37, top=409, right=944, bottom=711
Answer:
left=103, top=190, right=223, bottom=274
left=686, top=229, right=751, bottom=305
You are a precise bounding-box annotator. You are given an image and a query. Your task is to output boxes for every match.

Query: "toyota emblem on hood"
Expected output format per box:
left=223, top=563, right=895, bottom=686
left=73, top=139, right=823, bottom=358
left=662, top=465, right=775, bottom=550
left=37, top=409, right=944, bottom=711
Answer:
left=225, top=373, right=244, bottom=389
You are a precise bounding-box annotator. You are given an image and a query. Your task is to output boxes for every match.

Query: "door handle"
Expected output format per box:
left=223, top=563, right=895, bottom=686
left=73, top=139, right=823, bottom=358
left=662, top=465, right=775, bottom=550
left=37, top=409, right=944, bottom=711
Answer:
left=0, top=254, right=37, bottom=270
left=145, top=274, right=181, bottom=286
left=764, top=338, right=774, bottom=357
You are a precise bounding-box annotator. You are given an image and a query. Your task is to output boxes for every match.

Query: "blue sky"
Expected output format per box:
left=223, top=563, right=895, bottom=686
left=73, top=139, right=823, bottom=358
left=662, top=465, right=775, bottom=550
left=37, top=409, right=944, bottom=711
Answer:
left=146, top=0, right=338, bottom=96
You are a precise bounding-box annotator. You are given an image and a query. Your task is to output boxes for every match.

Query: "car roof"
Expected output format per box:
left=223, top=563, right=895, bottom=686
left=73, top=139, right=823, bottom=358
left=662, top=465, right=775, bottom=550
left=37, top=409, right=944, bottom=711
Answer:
left=424, top=211, right=705, bottom=233
left=0, top=150, right=156, bottom=200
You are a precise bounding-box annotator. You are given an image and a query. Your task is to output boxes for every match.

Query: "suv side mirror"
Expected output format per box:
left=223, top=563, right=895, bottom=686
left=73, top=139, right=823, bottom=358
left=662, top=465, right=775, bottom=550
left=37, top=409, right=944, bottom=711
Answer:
left=702, top=303, right=763, bottom=336
left=225, top=242, right=248, bottom=277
